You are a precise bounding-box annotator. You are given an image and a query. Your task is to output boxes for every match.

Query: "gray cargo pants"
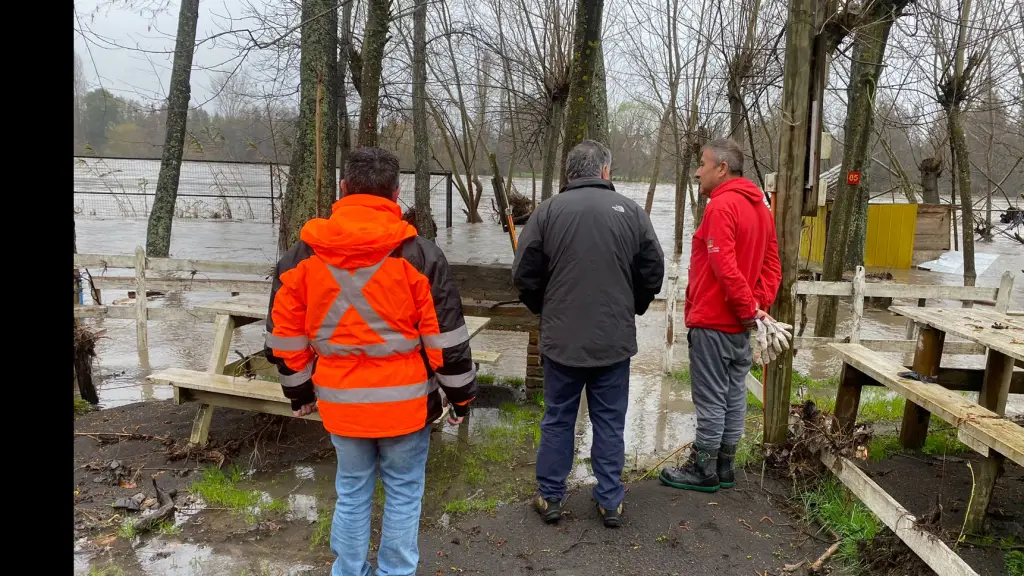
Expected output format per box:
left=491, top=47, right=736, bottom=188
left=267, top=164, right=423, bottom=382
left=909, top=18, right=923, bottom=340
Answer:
left=688, top=327, right=753, bottom=449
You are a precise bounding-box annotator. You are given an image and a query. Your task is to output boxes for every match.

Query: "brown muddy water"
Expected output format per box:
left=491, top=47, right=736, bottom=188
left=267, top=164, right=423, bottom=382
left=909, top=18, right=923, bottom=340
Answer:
left=73, top=177, right=1022, bottom=574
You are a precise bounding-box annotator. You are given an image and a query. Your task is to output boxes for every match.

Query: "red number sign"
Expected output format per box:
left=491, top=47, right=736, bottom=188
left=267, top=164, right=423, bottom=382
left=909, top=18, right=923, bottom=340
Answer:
left=846, top=171, right=862, bottom=186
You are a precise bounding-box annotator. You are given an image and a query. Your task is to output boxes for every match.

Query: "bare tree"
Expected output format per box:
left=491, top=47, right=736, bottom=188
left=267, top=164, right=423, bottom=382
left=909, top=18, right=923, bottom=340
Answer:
left=357, top=0, right=391, bottom=147
left=145, top=0, right=201, bottom=258
left=559, top=0, right=606, bottom=189
left=279, top=0, right=339, bottom=251
left=412, top=0, right=434, bottom=238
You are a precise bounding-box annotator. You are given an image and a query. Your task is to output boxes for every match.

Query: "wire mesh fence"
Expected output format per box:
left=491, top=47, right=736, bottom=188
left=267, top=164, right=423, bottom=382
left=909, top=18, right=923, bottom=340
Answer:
left=73, top=156, right=454, bottom=226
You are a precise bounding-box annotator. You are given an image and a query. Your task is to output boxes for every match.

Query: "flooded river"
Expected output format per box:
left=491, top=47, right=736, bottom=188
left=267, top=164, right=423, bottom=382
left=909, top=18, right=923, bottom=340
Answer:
left=74, top=175, right=1024, bottom=459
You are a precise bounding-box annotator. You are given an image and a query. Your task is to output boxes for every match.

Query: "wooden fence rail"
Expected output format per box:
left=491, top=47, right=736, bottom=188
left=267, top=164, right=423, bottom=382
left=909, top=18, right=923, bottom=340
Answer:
left=663, top=266, right=1019, bottom=405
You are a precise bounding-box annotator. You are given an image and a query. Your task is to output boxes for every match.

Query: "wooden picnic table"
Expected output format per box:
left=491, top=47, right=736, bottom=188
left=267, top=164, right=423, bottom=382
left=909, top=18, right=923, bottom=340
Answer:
left=151, top=294, right=492, bottom=446
left=889, top=305, right=1024, bottom=535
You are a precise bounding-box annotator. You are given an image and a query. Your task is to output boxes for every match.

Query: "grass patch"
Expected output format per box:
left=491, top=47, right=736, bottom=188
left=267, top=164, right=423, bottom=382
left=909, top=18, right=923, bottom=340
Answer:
left=922, top=426, right=970, bottom=457
left=443, top=496, right=500, bottom=515
left=477, top=374, right=495, bottom=385
left=88, top=566, right=125, bottom=576
left=155, top=520, right=181, bottom=535
left=867, top=435, right=903, bottom=461
left=310, top=506, right=331, bottom=549
left=1006, top=550, right=1024, bottom=576
left=802, top=478, right=882, bottom=566
left=671, top=368, right=690, bottom=385
left=116, top=519, right=136, bottom=540
left=505, top=376, right=525, bottom=387
left=188, top=465, right=287, bottom=523
left=74, top=397, right=95, bottom=415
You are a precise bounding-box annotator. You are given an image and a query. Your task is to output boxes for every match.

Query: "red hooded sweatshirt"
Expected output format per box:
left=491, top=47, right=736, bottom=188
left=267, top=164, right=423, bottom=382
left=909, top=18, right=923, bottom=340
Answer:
left=684, top=177, right=782, bottom=334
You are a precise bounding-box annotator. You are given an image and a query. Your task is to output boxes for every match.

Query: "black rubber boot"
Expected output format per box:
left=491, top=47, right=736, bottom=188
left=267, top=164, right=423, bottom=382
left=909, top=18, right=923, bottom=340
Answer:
left=659, top=446, right=720, bottom=493
left=718, top=444, right=738, bottom=489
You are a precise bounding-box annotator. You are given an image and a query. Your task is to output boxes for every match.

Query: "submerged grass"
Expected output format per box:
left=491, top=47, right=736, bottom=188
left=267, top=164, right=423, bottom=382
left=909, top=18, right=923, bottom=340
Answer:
left=426, top=401, right=544, bottom=517
left=189, top=465, right=287, bottom=524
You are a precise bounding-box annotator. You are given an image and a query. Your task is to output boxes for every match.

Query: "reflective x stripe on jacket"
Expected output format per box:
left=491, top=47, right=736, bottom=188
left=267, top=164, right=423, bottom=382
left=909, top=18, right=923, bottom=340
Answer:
left=264, top=256, right=474, bottom=403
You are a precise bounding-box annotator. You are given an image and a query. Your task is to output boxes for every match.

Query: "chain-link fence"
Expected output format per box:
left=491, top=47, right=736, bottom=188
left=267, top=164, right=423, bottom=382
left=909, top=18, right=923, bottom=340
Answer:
left=73, top=156, right=454, bottom=227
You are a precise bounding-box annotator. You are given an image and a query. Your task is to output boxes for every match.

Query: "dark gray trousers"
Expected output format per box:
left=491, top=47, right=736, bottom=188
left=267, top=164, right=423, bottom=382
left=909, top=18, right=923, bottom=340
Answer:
left=688, top=327, right=753, bottom=449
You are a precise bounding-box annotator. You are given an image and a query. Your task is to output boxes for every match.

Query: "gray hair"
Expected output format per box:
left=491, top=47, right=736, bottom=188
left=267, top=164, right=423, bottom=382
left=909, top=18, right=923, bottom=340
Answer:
left=704, top=138, right=744, bottom=176
left=345, top=147, right=401, bottom=197
left=564, top=139, right=612, bottom=181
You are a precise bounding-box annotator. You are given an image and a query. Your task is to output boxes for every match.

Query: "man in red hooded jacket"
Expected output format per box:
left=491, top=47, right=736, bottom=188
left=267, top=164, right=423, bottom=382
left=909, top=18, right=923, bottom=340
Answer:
left=660, top=138, right=781, bottom=493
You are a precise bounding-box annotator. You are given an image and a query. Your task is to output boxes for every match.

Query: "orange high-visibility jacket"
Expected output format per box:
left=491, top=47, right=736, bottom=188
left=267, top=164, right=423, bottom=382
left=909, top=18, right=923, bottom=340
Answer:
left=263, top=194, right=478, bottom=438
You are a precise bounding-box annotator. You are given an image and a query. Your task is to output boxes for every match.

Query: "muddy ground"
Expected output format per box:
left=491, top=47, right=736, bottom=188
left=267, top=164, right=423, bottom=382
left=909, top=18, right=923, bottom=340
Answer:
left=856, top=451, right=1024, bottom=576
left=75, top=399, right=831, bottom=575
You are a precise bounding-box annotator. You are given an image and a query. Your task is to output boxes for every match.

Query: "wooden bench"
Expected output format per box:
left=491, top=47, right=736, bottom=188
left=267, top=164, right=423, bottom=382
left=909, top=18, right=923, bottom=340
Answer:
left=831, top=343, right=1024, bottom=467
left=150, top=367, right=323, bottom=422
left=472, top=350, right=501, bottom=367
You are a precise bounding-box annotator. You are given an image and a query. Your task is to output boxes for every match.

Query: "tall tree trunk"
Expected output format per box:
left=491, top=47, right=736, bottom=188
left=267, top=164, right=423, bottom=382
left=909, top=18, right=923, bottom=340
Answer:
left=541, top=95, right=564, bottom=200
left=280, top=0, right=338, bottom=251
left=947, top=0, right=976, bottom=288
left=949, top=108, right=975, bottom=286
left=412, top=0, right=434, bottom=240
left=337, top=0, right=353, bottom=181
left=587, top=44, right=608, bottom=145
left=357, top=0, right=390, bottom=148
left=145, top=0, right=200, bottom=258
left=919, top=157, right=942, bottom=203
left=644, top=106, right=673, bottom=214
left=559, top=0, right=605, bottom=190
left=814, top=1, right=902, bottom=337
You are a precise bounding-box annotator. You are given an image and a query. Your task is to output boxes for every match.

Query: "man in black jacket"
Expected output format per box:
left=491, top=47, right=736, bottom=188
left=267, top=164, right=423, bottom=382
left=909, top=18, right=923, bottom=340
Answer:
left=512, top=139, right=665, bottom=528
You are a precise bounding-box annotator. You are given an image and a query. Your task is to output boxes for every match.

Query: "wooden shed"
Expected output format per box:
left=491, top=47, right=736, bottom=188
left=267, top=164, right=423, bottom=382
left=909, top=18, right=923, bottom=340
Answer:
left=798, top=166, right=954, bottom=269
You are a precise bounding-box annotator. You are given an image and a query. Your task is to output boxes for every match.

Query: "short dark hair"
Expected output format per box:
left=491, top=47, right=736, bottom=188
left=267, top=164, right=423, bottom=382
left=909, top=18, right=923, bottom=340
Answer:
left=703, top=138, right=744, bottom=176
left=344, top=147, right=401, bottom=198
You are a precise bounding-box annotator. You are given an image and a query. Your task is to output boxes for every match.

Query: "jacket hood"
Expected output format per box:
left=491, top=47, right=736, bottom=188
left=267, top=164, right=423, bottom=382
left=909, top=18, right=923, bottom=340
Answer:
left=709, top=177, right=765, bottom=206
left=299, top=194, right=417, bottom=269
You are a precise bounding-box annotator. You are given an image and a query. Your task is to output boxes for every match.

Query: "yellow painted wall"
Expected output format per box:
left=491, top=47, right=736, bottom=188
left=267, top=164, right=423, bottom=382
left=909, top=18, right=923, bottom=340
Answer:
left=799, top=203, right=919, bottom=269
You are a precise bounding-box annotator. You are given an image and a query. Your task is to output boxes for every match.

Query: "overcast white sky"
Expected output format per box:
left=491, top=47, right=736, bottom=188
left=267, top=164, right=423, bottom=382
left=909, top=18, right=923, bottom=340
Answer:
left=74, top=0, right=254, bottom=109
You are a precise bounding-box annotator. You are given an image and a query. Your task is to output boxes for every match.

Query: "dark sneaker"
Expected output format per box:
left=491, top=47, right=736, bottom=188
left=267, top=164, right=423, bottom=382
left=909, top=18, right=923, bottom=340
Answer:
left=534, top=494, right=563, bottom=524
left=659, top=446, right=720, bottom=493
left=597, top=501, right=624, bottom=528
left=718, top=443, right=738, bottom=489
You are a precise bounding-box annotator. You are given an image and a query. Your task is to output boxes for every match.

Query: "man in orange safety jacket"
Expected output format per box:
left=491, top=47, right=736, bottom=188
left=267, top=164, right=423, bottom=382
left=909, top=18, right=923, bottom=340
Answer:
left=263, top=147, right=478, bottom=576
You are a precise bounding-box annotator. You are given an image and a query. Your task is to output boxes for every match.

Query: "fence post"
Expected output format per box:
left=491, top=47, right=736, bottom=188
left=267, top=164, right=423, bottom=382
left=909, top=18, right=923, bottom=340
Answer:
left=903, top=297, right=926, bottom=365
left=134, top=246, right=150, bottom=366
left=994, top=270, right=1015, bottom=313
left=663, top=262, right=679, bottom=374
left=850, top=266, right=866, bottom=345
left=445, top=174, right=453, bottom=229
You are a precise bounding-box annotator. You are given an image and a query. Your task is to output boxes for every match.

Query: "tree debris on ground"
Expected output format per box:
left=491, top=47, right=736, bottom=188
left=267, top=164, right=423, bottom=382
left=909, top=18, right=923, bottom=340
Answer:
left=128, top=475, right=177, bottom=534
left=74, top=323, right=100, bottom=405
left=763, top=400, right=873, bottom=479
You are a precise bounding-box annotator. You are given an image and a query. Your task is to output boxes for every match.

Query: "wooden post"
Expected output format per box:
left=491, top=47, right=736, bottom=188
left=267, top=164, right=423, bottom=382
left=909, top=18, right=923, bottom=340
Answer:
left=663, top=262, right=679, bottom=374
left=834, top=363, right=868, bottom=433
left=525, top=328, right=543, bottom=392
left=134, top=246, right=150, bottom=367
left=849, top=266, right=866, bottom=344
left=994, top=270, right=1014, bottom=313
left=964, top=349, right=1015, bottom=535
left=903, top=297, right=926, bottom=366
left=763, top=0, right=816, bottom=445
left=899, top=326, right=945, bottom=449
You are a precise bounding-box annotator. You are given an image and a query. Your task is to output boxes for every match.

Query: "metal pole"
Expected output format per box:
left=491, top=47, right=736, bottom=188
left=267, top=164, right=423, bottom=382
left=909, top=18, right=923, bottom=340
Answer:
left=445, top=173, right=453, bottom=229
left=269, top=163, right=276, bottom=225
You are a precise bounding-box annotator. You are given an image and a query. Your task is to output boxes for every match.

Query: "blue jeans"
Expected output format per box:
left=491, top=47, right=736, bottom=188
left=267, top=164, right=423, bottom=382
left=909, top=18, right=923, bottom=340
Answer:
left=536, top=356, right=630, bottom=510
left=329, top=427, right=431, bottom=576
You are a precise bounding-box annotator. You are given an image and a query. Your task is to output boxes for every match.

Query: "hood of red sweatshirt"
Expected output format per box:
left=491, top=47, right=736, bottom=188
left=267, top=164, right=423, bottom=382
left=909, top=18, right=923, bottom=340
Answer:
left=299, top=194, right=417, bottom=269
left=709, top=176, right=766, bottom=206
